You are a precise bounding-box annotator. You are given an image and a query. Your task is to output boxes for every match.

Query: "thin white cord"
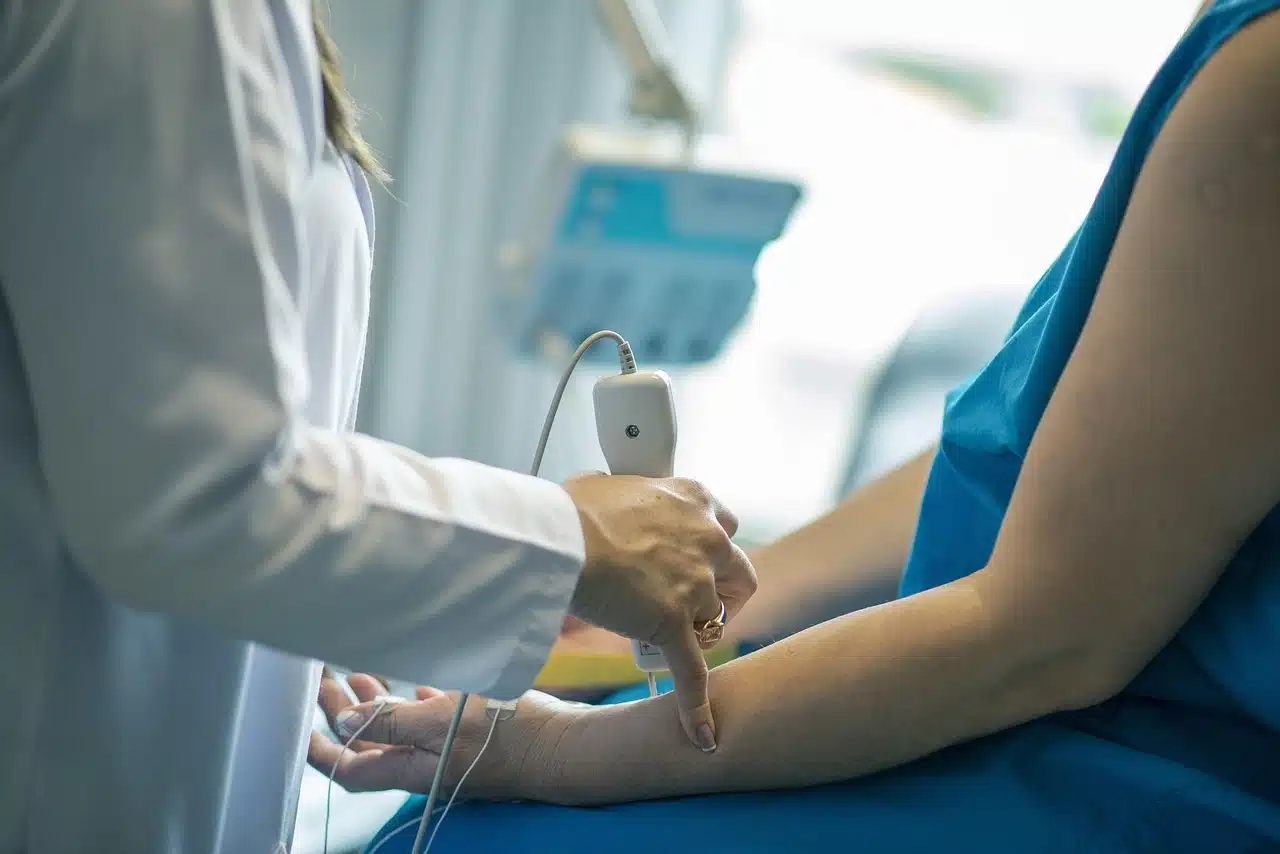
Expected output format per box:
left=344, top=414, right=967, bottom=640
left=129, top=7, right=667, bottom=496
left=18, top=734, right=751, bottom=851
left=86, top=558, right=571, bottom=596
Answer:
left=408, top=697, right=466, bottom=854
left=325, top=696, right=393, bottom=854
left=321, top=332, right=635, bottom=851
left=365, top=805, right=446, bottom=854
left=362, top=707, right=498, bottom=854
left=530, top=330, right=634, bottom=475
left=420, top=710, right=501, bottom=854
left=406, top=330, right=637, bottom=854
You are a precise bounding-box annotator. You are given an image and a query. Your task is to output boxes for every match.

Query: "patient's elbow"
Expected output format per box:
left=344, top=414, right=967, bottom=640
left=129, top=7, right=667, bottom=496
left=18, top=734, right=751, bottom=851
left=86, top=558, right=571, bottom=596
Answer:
left=977, top=574, right=1146, bottom=716
left=1052, top=647, right=1137, bottom=711
left=984, top=606, right=1139, bottom=717
left=1015, top=628, right=1153, bottom=717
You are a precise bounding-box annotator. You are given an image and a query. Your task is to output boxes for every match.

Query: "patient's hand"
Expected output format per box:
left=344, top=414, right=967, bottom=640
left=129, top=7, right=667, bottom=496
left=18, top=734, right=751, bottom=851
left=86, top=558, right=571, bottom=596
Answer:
left=309, top=670, right=583, bottom=801
left=312, top=668, right=734, bottom=806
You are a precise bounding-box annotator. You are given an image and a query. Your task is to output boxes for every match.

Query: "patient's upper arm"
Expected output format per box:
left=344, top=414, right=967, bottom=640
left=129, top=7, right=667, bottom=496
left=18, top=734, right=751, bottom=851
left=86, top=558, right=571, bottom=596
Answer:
left=978, top=11, right=1280, bottom=701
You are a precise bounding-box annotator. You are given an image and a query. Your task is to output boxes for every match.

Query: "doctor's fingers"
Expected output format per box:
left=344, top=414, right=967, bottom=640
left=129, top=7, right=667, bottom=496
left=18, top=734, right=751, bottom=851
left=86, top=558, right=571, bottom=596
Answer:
left=307, top=732, right=435, bottom=794
left=712, top=540, right=757, bottom=623
left=659, top=624, right=718, bottom=754
left=707, top=492, right=740, bottom=539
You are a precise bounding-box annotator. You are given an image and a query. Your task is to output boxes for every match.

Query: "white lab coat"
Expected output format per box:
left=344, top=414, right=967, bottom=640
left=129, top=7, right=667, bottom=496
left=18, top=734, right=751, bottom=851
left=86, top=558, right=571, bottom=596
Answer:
left=0, top=2, right=585, bottom=853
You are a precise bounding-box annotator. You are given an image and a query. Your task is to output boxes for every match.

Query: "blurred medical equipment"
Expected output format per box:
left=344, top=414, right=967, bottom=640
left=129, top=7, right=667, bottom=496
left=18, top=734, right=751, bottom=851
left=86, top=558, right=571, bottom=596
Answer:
left=593, top=0, right=701, bottom=141
left=497, top=0, right=803, bottom=368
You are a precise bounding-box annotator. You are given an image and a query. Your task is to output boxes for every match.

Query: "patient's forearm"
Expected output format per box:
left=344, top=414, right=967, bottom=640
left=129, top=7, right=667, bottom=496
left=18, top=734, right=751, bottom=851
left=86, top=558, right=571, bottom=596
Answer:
left=728, top=446, right=936, bottom=640
left=552, top=572, right=1091, bottom=805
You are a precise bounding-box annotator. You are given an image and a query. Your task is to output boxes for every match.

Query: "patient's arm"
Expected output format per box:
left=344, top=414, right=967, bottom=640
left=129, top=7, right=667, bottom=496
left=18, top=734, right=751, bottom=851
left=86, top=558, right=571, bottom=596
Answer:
left=544, top=18, right=1280, bottom=802
left=726, top=447, right=934, bottom=641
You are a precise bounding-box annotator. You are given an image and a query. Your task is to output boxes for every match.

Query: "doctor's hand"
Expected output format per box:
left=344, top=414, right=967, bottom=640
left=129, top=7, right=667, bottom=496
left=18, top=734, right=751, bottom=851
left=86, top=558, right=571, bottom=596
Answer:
left=561, top=473, right=756, bottom=752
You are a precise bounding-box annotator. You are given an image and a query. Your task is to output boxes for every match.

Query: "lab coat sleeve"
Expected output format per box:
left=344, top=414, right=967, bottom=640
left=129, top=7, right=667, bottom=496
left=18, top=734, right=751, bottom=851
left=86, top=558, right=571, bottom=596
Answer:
left=0, top=0, right=583, bottom=699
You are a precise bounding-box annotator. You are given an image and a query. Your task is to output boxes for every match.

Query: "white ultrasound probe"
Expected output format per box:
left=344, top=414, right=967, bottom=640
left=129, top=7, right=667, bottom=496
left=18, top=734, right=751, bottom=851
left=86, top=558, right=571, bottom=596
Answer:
left=593, top=369, right=679, bottom=678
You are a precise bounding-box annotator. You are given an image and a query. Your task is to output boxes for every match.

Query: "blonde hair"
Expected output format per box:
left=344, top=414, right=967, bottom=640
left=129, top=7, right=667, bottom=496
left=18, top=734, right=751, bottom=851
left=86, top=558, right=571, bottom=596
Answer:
left=312, top=1, right=388, bottom=183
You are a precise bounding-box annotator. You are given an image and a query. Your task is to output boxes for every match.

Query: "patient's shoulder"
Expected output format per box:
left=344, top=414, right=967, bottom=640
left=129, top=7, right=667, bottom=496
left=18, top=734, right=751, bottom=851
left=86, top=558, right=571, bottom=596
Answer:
left=1133, top=7, right=1280, bottom=258
left=1158, top=9, right=1280, bottom=178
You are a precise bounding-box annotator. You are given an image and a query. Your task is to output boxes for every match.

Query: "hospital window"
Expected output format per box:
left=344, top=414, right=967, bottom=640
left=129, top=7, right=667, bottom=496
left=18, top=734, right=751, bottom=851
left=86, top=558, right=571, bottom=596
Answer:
left=672, top=0, right=1203, bottom=544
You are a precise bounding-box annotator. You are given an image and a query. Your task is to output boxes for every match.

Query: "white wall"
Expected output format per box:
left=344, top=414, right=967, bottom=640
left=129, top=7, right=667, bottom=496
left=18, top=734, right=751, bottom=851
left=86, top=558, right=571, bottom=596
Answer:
left=742, top=0, right=1202, bottom=97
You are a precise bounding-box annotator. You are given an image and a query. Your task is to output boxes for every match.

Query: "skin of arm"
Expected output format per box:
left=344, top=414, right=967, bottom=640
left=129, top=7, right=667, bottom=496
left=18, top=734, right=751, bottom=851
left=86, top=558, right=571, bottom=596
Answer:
left=540, top=13, right=1280, bottom=805
left=726, top=446, right=935, bottom=641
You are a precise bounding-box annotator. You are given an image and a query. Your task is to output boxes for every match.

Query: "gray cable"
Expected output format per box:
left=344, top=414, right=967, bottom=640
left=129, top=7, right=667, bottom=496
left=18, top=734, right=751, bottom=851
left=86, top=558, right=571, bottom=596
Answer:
left=409, top=330, right=634, bottom=854
left=530, top=330, right=635, bottom=476
left=407, top=697, right=465, bottom=854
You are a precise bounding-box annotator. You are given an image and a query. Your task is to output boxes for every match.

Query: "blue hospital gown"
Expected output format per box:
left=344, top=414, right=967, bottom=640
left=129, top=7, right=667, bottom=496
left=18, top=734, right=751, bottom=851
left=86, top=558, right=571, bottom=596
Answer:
left=370, top=2, right=1280, bottom=850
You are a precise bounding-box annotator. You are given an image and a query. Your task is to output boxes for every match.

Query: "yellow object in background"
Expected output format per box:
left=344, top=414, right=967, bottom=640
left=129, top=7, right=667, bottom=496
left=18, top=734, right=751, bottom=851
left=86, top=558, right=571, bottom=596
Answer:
left=534, top=646, right=739, bottom=693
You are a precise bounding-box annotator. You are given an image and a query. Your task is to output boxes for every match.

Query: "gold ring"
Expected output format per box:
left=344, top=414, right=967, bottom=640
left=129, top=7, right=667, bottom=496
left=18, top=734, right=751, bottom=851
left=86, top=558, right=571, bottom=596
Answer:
left=694, top=601, right=727, bottom=647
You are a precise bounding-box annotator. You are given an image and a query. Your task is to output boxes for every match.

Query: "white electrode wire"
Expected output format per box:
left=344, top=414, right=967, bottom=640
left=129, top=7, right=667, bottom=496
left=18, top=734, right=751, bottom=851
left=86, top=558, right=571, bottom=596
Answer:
left=530, top=330, right=634, bottom=476
left=418, top=710, right=501, bottom=854
left=365, top=805, right=444, bottom=854
left=407, top=330, right=637, bottom=854
left=366, top=701, right=497, bottom=854
left=324, top=696, right=393, bottom=854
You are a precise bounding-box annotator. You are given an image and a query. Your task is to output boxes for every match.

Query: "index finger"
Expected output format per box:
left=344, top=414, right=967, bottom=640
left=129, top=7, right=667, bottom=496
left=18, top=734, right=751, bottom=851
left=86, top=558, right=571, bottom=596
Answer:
left=660, top=625, right=718, bottom=753
left=317, top=669, right=399, bottom=752
left=317, top=668, right=356, bottom=723
left=307, top=732, right=428, bottom=794
left=344, top=693, right=459, bottom=749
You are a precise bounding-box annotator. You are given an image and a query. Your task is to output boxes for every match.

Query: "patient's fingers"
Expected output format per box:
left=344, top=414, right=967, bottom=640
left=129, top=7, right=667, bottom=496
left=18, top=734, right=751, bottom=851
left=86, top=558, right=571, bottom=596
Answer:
left=350, top=673, right=444, bottom=704
left=317, top=669, right=355, bottom=722
left=317, top=669, right=392, bottom=752
left=352, top=672, right=440, bottom=703
left=416, top=685, right=446, bottom=701
left=348, top=673, right=389, bottom=703
left=307, top=731, right=435, bottom=794
left=347, top=671, right=444, bottom=706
